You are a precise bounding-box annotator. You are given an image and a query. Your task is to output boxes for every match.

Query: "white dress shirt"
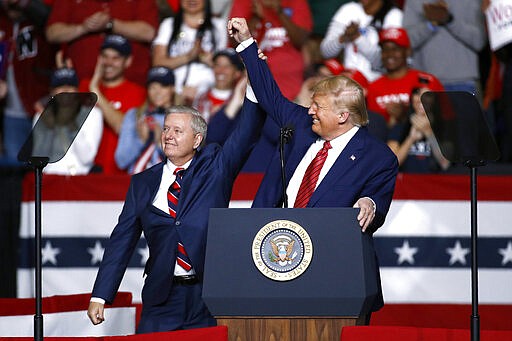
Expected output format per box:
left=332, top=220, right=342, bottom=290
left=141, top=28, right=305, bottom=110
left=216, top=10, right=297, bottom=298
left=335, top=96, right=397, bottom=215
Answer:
left=287, top=127, right=359, bottom=207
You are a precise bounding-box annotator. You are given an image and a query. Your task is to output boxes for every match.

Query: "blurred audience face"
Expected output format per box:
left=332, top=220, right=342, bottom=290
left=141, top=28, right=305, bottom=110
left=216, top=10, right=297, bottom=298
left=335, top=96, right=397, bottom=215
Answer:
left=181, top=0, right=205, bottom=14
left=148, top=82, right=175, bottom=108
left=99, top=48, right=132, bottom=83
left=213, top=55, right=242, bottom=90
left=360, top=0, right=382, bottom=12
left=381, top=41, right=409, bottom=74
left=412, top=87, right=430, bottom=116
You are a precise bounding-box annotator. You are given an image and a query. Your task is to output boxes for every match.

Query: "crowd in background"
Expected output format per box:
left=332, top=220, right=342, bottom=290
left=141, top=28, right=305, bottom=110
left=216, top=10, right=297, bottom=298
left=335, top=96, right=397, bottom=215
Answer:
left=1, top=0, right=511, bottom=175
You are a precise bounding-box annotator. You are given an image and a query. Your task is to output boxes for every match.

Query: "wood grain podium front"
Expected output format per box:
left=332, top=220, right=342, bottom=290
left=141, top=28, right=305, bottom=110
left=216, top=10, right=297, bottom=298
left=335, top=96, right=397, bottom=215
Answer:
left=216, top=316, right=366, bottom=341
left=203, top=208, right=380, bottom=341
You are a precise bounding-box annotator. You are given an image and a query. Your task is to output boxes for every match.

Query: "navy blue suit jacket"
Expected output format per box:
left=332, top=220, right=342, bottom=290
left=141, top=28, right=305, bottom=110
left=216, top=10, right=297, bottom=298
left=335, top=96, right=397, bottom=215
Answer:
left=92, top=98, right=265, bottom=307
left=239, top=42, right=398, bottom=311
left=239, top=42, right=398, bottom=233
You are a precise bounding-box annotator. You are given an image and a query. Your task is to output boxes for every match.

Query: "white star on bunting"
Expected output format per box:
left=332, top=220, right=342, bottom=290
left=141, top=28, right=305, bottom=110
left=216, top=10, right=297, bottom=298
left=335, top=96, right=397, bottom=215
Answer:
left=41, top=241, right=61, bottom=265
left=498, top=241, right=512, bottom=265
left=394, top=240, right=418, bottom=265
left=446, top=240, right=470, bottom=265
left=87, top=240, right=105, bottom=265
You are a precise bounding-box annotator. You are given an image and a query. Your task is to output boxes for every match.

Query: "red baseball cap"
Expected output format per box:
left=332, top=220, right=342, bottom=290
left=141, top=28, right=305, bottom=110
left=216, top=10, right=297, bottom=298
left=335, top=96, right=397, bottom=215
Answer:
left=323, top=59, right=369, bottom=90
left=379, top=28, right=411, bottom=49
left=323, top=59, right=345, bottom=75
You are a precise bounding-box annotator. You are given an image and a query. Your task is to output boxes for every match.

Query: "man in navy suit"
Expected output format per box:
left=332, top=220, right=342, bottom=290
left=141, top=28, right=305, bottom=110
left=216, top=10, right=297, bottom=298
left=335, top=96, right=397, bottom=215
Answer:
left=87, top=100, right=265, bottom=332
left=229, top=18, right=398, bottom=315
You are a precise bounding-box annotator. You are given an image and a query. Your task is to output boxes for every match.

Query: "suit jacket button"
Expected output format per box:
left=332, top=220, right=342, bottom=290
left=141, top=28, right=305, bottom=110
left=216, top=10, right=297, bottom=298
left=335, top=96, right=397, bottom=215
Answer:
left=175, top=221, right=181, bottom=226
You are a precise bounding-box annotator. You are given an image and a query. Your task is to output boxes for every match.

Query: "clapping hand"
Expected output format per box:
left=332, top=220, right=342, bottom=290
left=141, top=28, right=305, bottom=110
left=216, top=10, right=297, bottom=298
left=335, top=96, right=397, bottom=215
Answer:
left=423, top=0, right=451, bottom=25
left=339, top=22, right=360, bottom=43
left=89, top=56, right=103, bottom=94
left=410, top=113, right=433, bottom=138
left=82, top=11, right=110, bottom=34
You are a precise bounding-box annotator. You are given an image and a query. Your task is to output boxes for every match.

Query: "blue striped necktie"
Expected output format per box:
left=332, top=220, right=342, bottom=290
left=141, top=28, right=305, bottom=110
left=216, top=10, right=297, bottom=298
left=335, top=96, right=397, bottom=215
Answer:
left=167, top=168, right=192, bottom=271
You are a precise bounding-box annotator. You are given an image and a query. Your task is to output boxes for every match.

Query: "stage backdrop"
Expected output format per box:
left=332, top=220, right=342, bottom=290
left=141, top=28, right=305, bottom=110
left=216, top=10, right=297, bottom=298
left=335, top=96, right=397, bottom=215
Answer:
left=18, top=173, right=512, bottom=304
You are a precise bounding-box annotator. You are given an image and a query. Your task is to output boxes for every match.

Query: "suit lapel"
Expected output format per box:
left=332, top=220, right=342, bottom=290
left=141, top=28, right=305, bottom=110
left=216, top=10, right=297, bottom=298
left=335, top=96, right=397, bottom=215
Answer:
left=142, top=162, right=173, bottom=218
left=308, top=128, right=366, bottom=207
left=174, top=147, right=211, bottom=217
left=147, top=162, right=165, bottom=202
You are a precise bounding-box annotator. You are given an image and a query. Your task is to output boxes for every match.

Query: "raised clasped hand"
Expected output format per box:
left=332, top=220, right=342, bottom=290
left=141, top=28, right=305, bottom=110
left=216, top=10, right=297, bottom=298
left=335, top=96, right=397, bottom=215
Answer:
left=227, top=18, right=252, bottom=44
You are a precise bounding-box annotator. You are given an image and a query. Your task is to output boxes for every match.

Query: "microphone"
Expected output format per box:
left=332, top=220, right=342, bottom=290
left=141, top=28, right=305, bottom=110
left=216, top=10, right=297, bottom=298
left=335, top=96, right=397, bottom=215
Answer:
left=279, top=125, right=294, bottom=208
left=281, top=125, right=294, bottom=144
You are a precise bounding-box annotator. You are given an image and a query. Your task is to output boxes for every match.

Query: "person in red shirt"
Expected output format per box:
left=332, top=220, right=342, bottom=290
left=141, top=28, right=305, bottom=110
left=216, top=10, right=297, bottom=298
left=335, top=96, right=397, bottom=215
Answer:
left=79, top=34, right=145, bottom=174
left=366, top=27, right=444, bottom=127
left=194, top=49, right=245, bottom=124
left=45, top=0, right=158, bottom=85
left=0, top=1, right=56, bottom=165
left=229, top=0, right=313, bottom=100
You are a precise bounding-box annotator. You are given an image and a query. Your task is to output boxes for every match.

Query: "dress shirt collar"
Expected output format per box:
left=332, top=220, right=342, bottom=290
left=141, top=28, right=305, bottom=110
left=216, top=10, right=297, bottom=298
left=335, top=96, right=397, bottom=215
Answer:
left=164, top=159, right=192, bottom=176
left=327, top=126, right=359, bottom=150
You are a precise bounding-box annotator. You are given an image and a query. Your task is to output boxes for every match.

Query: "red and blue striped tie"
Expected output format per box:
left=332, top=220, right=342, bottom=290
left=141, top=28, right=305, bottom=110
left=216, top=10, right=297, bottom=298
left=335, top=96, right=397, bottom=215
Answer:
left=167, top=168, right=183, bottom=219
left=167, top=168, right=192, bottom=271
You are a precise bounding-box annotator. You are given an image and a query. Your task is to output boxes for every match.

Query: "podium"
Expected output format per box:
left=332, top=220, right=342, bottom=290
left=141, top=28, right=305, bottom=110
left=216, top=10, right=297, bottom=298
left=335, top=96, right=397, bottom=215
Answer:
left=203, top=208, right=381, bottom=340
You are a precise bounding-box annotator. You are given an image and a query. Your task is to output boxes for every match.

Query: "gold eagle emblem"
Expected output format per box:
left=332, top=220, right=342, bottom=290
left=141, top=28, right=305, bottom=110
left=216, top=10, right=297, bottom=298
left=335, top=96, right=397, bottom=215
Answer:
left=270, top=239, right=295, bottom=262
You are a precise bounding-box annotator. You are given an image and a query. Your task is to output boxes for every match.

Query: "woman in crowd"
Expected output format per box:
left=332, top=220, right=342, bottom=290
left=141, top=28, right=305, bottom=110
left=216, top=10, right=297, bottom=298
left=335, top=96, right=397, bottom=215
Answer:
left=152, top=0, right=227, bottom=106
left=115, top=66, right=175, bottom=174
left=387, top=87, right=450, bottom=173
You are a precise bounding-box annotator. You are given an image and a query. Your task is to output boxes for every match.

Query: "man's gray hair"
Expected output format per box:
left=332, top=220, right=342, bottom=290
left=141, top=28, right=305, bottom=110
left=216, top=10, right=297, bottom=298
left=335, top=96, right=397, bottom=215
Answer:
left=165, top=105, right=208, bottom=146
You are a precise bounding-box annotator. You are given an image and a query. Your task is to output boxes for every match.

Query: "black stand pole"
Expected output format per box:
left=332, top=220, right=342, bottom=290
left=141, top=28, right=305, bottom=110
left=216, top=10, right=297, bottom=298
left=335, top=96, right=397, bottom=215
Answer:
left=420, top=91, right=500, bottom=341
left=279, top=131, right=288, bottom=208
left=468, top=164, right=480, bottom=341
left=29, top=156, right=49, bottom=341
left=279, top=127, right=293, bottom=208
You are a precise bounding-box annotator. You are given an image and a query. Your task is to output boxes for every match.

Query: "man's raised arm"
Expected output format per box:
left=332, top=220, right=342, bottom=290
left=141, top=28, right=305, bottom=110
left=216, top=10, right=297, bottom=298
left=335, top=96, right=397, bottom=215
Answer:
left=227, top=18, right=305, bottom=127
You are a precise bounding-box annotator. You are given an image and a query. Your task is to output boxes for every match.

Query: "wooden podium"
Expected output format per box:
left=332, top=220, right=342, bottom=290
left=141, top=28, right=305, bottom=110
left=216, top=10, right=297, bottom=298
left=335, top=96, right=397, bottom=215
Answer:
left=203, top=208, right=380, bottom=341
left=216, top=316, right=366, bottom=341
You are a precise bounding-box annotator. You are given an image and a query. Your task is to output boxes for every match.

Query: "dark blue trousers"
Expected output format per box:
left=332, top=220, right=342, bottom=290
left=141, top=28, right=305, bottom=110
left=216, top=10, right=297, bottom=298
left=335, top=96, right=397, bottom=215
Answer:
left=136, top=282, right=216, bottom=333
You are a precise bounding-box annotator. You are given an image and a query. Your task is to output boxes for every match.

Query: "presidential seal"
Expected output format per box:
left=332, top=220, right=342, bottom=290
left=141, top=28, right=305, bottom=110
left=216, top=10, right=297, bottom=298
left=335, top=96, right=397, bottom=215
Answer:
left=252, top=219, right=313, bottom=281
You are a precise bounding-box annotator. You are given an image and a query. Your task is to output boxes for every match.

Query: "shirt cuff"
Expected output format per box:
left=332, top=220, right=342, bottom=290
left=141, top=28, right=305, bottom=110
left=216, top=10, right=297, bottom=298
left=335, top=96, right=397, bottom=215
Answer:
left=235, top=37, right=255, bottom=53
left=90, top=297, right=106, bottom=305
left=246, top=84, right=258, bottom=103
